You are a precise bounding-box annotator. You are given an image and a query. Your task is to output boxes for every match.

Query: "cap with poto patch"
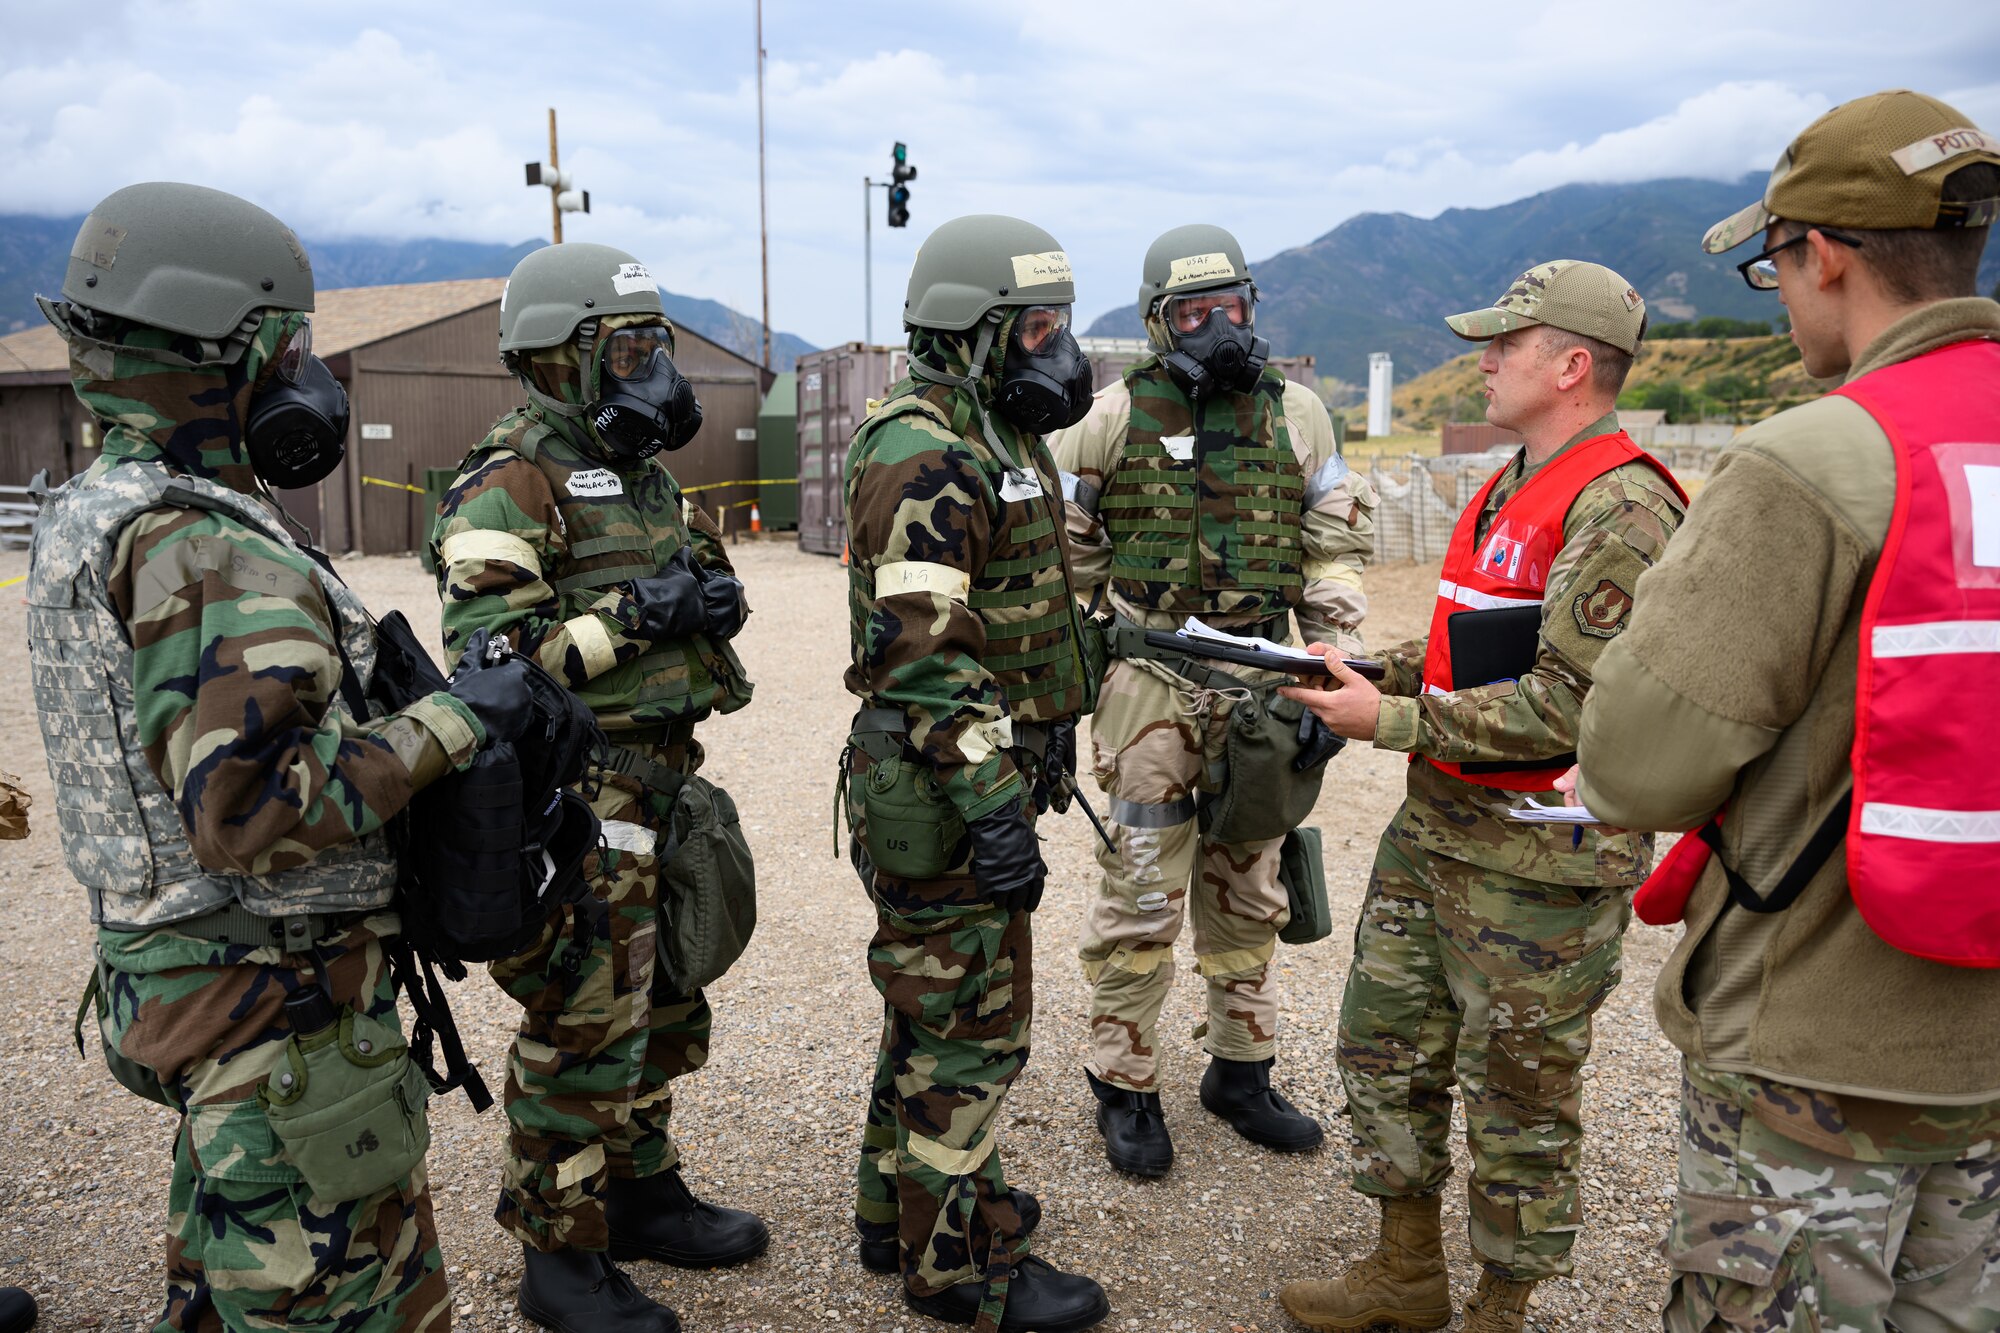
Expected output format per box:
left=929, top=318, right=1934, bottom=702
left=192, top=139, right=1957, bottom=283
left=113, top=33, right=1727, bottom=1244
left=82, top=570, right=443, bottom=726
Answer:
left=1444, top=260, right=1647, bottom=354
left=1703, top=89, right=2000, bottom=253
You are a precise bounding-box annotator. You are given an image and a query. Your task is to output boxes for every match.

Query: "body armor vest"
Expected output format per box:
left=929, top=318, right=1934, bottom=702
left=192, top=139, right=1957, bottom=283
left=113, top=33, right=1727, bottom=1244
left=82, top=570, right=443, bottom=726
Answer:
left=26, top=458, right=398, bottom=930
left=1101, top=358, right=1304, bottom=616
left=486, top=414, right=752, bottom=732
left=850, top=383, right=1087, bottom=722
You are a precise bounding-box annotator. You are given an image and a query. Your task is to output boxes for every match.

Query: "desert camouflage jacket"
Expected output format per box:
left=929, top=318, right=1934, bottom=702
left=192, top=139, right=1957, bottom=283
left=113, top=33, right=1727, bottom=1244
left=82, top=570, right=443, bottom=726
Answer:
left=1051, top=362, right=1374, bottom=655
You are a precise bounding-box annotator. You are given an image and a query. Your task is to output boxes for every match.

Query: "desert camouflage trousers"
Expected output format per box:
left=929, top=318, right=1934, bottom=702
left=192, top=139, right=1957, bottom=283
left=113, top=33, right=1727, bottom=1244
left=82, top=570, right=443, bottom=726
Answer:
left=94, top=914, right=449, bottom=1332
left=847, top=761, right=1036, bottom=1333
left=1079, top=656, right=1291, bottom=1092
left=1339, top=799, right=1628, bottom=1279
left=1663, top=1058, right=2000, bottom=1333
left=490, top=779, right=711, bottom=1254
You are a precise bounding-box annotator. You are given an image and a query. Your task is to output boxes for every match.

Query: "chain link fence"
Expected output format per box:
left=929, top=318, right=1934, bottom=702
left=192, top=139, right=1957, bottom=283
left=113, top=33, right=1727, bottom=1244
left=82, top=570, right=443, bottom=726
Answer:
left=1364, top=447, right=1719, bottom=564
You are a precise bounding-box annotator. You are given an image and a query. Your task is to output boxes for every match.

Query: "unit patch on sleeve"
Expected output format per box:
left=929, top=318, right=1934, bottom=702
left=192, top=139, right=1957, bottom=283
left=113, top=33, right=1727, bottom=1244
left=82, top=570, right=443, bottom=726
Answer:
left=1573, top=578, right=1635, bottom=639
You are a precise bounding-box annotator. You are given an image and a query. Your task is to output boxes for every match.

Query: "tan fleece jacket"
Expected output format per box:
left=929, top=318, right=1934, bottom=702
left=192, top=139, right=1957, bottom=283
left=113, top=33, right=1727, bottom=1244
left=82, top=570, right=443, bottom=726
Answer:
left=1578, top=297, right=2000, bottom=1104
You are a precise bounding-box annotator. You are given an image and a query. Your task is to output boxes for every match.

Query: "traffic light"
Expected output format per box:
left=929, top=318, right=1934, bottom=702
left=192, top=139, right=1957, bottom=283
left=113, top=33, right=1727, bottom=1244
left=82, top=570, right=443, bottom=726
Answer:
left=888, top=141, right=916, bottom=228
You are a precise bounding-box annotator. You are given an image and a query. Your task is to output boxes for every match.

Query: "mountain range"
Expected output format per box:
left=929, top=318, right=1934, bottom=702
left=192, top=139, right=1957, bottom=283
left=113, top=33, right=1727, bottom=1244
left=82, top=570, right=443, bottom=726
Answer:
left=0, top=214, right=818, bottom=369
left=1084, top=174, right=2000, bottom=392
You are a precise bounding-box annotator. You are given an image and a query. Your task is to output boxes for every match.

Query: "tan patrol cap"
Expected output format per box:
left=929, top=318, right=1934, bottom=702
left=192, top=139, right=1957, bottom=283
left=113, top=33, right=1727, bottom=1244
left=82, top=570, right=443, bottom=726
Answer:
left=1443, top=260, right=1647, bottom=355
left=1703, top=89, right=2000, bottom=253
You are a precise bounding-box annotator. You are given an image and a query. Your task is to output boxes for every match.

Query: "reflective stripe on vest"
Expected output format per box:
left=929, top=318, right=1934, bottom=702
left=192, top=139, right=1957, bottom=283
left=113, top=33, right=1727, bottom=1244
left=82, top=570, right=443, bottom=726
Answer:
left=1419, top=430, right=1685, bottom=790
left=1837, top=336, right=2000, bottom=967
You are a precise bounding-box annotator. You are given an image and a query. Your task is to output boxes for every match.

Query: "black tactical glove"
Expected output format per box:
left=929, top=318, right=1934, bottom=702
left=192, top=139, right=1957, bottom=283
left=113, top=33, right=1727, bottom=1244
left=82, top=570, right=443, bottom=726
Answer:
left=967, top=795, right=1046, bottom=915
left=627, top=548, right=708, bottom=642
left=448, top=628, right=534, bottom=744
left=693, top=562, right=749, bottom=641
left=1033, top=720, right=1078, bottom=815
left=1294, top=707, right=1346, bottom=772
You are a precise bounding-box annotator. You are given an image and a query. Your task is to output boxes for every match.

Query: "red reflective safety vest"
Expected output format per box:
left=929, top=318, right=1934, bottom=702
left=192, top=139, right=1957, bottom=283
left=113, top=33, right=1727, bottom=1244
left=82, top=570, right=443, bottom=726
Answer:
left=1420, top=430, right=1684, bottom=790
left=1633, top=338, right=2000, bottom=968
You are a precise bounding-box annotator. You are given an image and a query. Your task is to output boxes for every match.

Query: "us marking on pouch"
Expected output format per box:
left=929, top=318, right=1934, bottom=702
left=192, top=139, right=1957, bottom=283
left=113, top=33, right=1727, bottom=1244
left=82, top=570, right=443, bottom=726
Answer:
left=1162, top=434, right=1195, bottom=462
left=611, top=262, right=656, bottom=295
left=1000, top=471, right=1044, bottom=502
left=567, top=467, right=625, bottom=499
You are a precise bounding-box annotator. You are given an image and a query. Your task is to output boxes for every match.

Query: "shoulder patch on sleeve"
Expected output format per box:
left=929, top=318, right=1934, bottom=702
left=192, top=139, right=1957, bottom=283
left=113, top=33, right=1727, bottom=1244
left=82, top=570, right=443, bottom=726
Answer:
left=1573, top=578, right=1635, bottom=639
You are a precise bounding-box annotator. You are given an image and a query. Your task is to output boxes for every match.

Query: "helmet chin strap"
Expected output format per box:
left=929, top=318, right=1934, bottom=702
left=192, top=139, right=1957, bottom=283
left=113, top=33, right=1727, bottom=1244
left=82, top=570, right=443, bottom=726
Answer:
left=907, top=314, right=1026, bottom=477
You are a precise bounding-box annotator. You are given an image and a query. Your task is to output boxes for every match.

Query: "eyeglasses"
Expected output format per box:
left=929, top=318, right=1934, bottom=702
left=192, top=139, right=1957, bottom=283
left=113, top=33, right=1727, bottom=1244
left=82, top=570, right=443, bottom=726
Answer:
left=1737, top=228, right=1863, bottom=291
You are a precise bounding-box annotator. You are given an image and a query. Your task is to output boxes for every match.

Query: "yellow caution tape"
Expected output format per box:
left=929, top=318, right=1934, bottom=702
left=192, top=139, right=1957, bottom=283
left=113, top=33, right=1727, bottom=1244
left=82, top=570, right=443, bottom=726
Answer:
left=361, top=476, right=427, bottom=494
left=680, top=477, right=799, bottom=495
left=0, top=574, right=23, bottom=590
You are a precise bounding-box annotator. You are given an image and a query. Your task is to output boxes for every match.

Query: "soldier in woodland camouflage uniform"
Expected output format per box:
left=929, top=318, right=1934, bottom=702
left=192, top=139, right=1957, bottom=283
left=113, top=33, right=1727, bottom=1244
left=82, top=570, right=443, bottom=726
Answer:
left=27, top=183, right=535, bottom=1332
left=1049, top=224, right=1374, bottom=1176
left=1276, top=263, right=1684, bottom=1331
left=842, top=214, right=1109, bottom=1333
left=431, top=243, right=764, bottom=1333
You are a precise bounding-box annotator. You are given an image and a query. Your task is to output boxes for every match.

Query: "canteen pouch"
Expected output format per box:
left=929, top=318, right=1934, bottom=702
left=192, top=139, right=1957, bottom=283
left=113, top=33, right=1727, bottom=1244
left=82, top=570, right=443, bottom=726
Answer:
left=656, top=774, right=758, bottom=993
left=1199, top=691, right=1326, bottom=845
left=854, top=743, right=967, bottom=881
left=260, top=1006, right=430, bottom=1201
left=77, top=962, right=174, bottom=1109
left=1276, top=827, right=1331, bottom=946
left=1076, top=611, right=1112, bottom=716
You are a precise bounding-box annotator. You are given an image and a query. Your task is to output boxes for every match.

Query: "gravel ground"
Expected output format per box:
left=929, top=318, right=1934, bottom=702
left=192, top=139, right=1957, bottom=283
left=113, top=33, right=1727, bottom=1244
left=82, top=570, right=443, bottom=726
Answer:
left=0, top=541, right=1684, bottom=1331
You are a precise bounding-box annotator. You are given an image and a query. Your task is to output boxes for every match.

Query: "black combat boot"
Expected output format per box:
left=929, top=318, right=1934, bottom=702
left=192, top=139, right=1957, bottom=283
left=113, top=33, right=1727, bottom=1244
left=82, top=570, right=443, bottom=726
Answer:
left=858, top=1189, right=1042, bottom=1274
left=0, top=1288, right=34, bottom=1333
left=605, top=1166, right=770, bottom=1268
left=1199, top=1055, right=1325, bottom=1152
left=518, top=1246, right=680, bottom=1333
left=1086, top=1069, right=1173, bottom=1177
left=904, top=1254, right=1111, bottom=1331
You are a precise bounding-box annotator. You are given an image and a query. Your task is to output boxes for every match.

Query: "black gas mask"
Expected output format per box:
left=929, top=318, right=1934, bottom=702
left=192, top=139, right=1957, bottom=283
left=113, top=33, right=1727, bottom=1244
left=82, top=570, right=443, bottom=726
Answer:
left=246, top=322, right=350, bottom=489
left=996, top=305, right=1093, bottom=434
left=588, top=325, right=702, bottom=459
left=1158, top=283, right=1269, bottom=397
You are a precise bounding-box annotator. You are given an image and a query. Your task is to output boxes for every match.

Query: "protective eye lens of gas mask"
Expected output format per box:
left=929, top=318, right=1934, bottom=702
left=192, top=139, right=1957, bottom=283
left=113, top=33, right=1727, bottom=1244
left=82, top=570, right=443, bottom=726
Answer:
left=1012, top=305, right=1072, bottom=356
left=602, top=325, right=674, bottom=382
left=1165, top=284, right=1253, bottom=335
left=274, top=318, right=314, bottom=385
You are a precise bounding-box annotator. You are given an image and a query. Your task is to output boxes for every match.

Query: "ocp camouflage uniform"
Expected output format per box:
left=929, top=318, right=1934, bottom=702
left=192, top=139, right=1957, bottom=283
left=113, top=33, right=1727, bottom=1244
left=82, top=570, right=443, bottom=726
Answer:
left=1343, top=412, right=1683, bottom=1280
left=843, top=323, right=1087, bottom=1330
left=1051, top=360, right=1375, bottom=1091
left=31, top=310, right=480, bottom=1330
left=431, top=319, right=752, bottom=1254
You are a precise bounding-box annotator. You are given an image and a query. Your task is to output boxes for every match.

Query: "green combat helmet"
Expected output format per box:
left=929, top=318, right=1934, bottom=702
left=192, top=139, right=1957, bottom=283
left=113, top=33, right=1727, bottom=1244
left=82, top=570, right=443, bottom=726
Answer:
left=1136, top=223, right=1267, bottom=394
left=498, top=240, right=664, bottom=352
left=38, top=180, right=314, bottom=358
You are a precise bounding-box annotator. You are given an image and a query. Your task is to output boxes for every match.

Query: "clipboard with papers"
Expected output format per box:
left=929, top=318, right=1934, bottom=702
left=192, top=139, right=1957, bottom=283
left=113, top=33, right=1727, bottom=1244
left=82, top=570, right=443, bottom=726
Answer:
left=1141, top=617, right=1387, bottom=681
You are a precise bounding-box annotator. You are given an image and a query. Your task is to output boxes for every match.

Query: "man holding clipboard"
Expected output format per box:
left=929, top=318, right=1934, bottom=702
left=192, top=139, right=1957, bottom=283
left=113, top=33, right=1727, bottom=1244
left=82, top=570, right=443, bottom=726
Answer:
left=1276, top=263, right=1685, bottom=1331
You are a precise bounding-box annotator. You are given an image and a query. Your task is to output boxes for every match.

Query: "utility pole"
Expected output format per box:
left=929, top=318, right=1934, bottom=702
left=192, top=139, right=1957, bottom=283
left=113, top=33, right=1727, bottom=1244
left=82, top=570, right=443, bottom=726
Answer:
left=755, top=0, right=771, bottom=370
left=548, top=109, right=562, bottom=244
left=862, top=176, right=889, bottom=345
left=524, top=108, right=590, bottom=244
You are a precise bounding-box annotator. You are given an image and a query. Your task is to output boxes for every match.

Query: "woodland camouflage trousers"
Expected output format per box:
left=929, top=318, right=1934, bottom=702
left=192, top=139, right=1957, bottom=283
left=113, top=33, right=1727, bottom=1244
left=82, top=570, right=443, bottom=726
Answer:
left=847, top=749, right=1036, bottom=1333
left=1079, top=656, right=1291, bottom=1092
left=95, top=915, right=450, bottom=1332
left=490, top=779, right=711, bottom=1254
left=1338, top=799, right=1628, bottom=1280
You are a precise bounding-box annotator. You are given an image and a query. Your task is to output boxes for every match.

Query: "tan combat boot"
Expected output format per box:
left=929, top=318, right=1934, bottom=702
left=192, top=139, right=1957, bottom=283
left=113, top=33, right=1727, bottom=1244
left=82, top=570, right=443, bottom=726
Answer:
left=1276, top=1194, right=1451, bottom=1331
left=1460, top=1270, right=1537, bottom=1332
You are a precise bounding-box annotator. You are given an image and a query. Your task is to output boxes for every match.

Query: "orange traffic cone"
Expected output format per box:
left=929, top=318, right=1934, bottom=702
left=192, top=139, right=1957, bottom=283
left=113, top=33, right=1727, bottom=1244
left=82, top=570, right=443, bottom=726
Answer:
left=841, top=540, right=851, bottom=567
left=750, top=502, right=762, bottom=535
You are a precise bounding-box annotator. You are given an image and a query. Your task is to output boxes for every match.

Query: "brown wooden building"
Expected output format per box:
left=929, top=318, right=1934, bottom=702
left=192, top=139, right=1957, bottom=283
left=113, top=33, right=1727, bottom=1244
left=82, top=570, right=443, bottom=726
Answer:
left=0, top=278, right=773, bottom=554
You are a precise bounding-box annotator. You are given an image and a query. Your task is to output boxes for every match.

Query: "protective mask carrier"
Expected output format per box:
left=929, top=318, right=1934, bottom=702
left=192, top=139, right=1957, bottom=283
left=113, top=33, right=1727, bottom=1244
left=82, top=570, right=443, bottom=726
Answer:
left=997, top=323, right=1093, bottom=435
left=1162, top=304, right=1270, bottom=398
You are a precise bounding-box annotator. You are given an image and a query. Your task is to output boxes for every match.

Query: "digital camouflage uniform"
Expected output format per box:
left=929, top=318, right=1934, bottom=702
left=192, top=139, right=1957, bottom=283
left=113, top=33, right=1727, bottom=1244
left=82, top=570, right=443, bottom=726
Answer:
left=33, top=311, right=481, bottom=1331
left=1342, top=412, right=1683, bottom=1280
left=431, top=320, right=753, bottom=1254
left=1051, top=361, right=1375, bottom=1092
left=843, top=323, right=1088, bottom=1331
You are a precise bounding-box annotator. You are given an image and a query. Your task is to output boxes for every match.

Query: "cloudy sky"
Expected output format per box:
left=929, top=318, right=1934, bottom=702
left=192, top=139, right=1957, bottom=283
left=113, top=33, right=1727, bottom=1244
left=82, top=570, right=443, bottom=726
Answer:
left=3, top=1, right=1995, bottom=347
